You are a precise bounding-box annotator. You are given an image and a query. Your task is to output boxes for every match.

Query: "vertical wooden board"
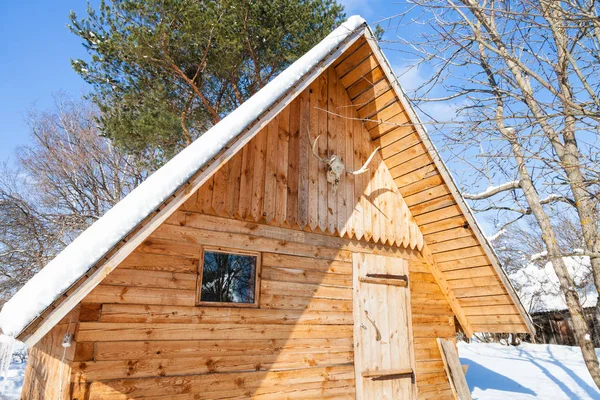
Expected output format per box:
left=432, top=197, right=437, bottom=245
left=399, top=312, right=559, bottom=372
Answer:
left=388, top=257, right=415, bottom=398
left=199, top=175, right=215, bottom=214
left=238, top=142, right=255, bottom=220
left=297, top=88, right=310, bottom=229
left=317, top=72, right=329, bottom=233
left=226, top=151, right=242, bottom=218
left=353, top=253, right=416, bottom=400
left=361, top=120, right=373, bottom=241
left=438, top=338, right=472, bottom=400
left=381, top=164, right=392, bottom=246
left=415, top=219, right=424, bottom=250
left=352, top=117, right=364, bottom=241
left=368, top=167, right=380, bottom=244
left=381, top=162, right=394, bottom=246
left=326, top=67, right=338, bottom=234
left=212, top=160, right=229, bottom=216
left=276, top=105, right=290, bottom=226
left=383, top=164, right=394, bottom=246
left=402, top=202, right=411, bottom=248
left=264, top=114, right=279, bottom=223
left=387, top=257, right=404, bottom=398
left=372, top=255, right=394, bottom=398
left=376, top=161, right=387, bottom=245
left=308, top=81, right=320, bottom=230
left=352, top=253, right=366, bottom=399
left=336, top=74, right=348, bottom=238
left=344, top=90, right=355, bottom=239
left=287, top=96, right=300, bottom=228
left=410, top=215, right=419, bottom=250
left=182, top=189, right=199, bottom=212
left=394, top=196, right=404, bottom=247
left=337, top=108, right=352, bottom=236
left=251, top=128, right=268, bottom=221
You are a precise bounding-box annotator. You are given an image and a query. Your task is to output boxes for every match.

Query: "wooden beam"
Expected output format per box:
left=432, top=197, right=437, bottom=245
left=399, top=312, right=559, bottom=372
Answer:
left=18, top=27, right=368, bottom=348
left=420, top=244, right=474, bottom=338
left=359, top=276, right=408, bottom=287
left=437, top=338, right=472, bottom=400
left=362, top=368, right=413, bottom=380
left=361, top=27, right=534, bottom=336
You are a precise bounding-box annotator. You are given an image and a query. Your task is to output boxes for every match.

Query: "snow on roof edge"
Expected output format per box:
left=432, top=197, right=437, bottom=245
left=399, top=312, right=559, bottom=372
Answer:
left=0, top=15, right=367, bottom=338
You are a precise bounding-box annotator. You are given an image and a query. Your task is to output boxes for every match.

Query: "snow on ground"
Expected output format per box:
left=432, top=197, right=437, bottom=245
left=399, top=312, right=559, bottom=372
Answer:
left=0, top=342, right=598, bottom=398
left=459, top=342, right=600, bottom=399
left=0, top=361, right=25, bottom=400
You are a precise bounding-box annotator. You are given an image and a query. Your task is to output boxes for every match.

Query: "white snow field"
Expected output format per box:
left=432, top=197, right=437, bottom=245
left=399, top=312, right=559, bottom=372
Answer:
left=459, top=342, right=600, bottom=399
left=0, top=361, right=25, bottom=400
left=1, top=342, right=599, bottom=398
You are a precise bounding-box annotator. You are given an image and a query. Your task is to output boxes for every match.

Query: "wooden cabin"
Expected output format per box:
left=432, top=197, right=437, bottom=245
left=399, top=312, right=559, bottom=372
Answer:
left=2, top=16, right=533, bottom=399
left=529, top=308, right=600, bottom=347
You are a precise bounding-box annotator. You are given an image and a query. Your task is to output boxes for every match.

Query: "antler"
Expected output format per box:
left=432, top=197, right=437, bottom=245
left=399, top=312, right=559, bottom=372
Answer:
left=347, top=146, right=381, bottom=175
left=306, top=125, right=327, bottom=164
left=309, top=135, right=327, bottom=163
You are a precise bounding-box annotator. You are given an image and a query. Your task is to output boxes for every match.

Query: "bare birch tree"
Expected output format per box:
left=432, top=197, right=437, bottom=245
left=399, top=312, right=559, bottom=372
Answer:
left=385, top=0, right=600, bottom=386
left=0, top=95, right=149, bottom=304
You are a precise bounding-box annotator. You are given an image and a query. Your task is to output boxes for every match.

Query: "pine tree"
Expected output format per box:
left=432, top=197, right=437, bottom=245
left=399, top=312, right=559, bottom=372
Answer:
left=69, top=0, right=345, bottom=161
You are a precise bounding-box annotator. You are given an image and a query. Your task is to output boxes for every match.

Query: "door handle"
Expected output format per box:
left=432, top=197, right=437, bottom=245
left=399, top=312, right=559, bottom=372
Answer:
left=364, top=310, right=381, bottom=341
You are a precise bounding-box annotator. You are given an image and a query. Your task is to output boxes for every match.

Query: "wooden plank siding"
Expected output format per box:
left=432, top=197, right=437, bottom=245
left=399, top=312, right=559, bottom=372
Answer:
left=179, top=60, right=423, bottom=251
left=334, top=35, right=530, bottom=334
left=70, top=219, right=453, bottom=399
left=21, top=308, right=79, bottom=400
left=73, top=221, right=356, bottom=399
left=69, top=212, right=430, bottom=399
left=63, top=59, right=455, bottom=397
left=17, top=30, right=532, bottom=399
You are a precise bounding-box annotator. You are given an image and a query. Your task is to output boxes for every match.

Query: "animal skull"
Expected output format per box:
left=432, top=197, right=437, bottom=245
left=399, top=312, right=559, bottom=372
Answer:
left=308, top=134, right=380, bottom=193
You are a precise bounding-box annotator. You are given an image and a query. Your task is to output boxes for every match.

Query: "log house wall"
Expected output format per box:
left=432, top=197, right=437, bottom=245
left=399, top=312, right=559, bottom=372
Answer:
left=69, top=214, right=454, bottom=399
left=410, top=259, right=456, bottom=399
left=21, top=308, right=79, bottom=400
left=21, top=63, right=455, bottom=399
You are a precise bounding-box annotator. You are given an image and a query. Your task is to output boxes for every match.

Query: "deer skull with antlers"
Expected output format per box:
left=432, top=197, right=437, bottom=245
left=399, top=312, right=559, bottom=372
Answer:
left=308, top=133, right=380, bottom=193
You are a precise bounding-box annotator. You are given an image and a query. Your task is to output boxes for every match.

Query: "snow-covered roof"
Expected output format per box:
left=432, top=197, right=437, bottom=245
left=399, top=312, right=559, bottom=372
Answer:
left=0, top=16, right=367, bottom=338
left=511, top=256, right=596, bottom=313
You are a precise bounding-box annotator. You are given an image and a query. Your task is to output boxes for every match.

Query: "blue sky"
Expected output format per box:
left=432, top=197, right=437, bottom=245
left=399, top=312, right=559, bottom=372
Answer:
left=0, top=0, right=421, bottom=161
left=0, top=0, right=95, bottom=160
left=0, top=1, right=499, bottom=234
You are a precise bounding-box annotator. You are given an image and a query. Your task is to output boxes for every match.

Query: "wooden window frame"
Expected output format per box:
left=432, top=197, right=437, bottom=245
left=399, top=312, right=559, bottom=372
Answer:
left=196, top=246, right=261, bottom=308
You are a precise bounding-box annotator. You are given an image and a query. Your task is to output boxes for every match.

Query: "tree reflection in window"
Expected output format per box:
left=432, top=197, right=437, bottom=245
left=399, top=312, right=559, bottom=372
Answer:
left=200, top=250, right=257, bottom=304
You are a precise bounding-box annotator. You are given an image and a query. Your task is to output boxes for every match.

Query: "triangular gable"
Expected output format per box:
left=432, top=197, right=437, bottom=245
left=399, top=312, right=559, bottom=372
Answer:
left=177, top=65, right=423, bottom=249
left=1, top=16, right=533, bottom=347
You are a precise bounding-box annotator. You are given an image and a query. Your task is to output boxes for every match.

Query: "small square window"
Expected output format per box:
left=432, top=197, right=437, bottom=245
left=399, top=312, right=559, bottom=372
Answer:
left=197, top=247, right=260, bottom=307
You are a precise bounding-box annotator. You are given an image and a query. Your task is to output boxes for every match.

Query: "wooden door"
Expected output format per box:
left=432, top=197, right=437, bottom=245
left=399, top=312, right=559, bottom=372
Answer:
left=352, top=253, right=416, bottom=399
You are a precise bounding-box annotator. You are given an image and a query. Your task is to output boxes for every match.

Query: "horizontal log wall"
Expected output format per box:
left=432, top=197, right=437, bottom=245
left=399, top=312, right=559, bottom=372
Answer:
left=410, top=259, right=455, bottom=400
left=67, top=210, right=453, bottom=399
left=20, top=308, right=79, bottom=400
left=71, top=214, right=380, bottom=399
